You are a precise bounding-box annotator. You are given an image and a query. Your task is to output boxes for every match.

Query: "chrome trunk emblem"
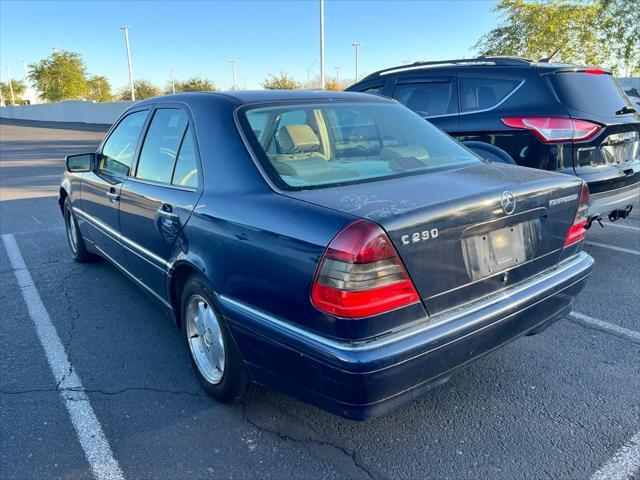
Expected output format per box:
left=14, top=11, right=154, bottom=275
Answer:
left=501, top=191, right=516, bottom=215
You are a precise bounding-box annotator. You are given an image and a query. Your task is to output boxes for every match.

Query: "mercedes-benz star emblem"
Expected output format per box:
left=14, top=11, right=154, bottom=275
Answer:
left=501, top=191, right=516, bottom=215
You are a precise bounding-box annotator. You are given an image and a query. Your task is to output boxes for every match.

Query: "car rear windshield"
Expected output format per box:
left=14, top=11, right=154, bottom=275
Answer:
left=548, top=72, right=633, bottom=117
left=238, top=101, right=482, bottom=190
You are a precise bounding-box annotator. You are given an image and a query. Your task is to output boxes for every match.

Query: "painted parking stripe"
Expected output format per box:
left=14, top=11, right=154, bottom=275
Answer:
left=591, top=431, right=640, bottom=480
left=569, top=311, right=640, bottom=344
left=604, top=222, right=640, bottom=232
left=584, top=241, right=640, bottom=256
left=1, top=234, right=125, bottom=480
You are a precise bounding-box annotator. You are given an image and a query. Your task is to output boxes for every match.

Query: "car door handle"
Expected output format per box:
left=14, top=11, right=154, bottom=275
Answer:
left=106, top=188, right=120, bottom=203
left=157, top=205, right=180, bottom=229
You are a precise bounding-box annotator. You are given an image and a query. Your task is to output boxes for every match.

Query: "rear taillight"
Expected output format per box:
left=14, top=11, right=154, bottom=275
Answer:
left=501, top=117, right=601, bottom=143
left=564, top=182, right=590, bottom=247
left=311, top=219, right=420, bottom=318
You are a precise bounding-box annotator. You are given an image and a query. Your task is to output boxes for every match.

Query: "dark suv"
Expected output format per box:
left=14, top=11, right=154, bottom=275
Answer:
left=348, top=56, right=640, bottom=223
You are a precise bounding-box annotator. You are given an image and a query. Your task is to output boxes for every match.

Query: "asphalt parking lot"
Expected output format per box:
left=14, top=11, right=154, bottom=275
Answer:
left=1, top=121, right=638, bottom=480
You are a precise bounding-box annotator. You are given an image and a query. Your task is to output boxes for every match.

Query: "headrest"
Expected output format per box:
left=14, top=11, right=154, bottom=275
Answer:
left=278, top=124, right=320, bottom=154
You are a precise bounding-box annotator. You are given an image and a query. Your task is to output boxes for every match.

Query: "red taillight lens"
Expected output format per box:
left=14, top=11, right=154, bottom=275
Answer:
left=564, top=182, right=590, bottom=247
left=502, top=117, right=601, bottom=143
left=311, top=219, right=420, bottom=318
left=583, top=68, right=606, bottom=75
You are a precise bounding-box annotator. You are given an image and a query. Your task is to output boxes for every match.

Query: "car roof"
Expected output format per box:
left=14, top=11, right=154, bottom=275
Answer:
left=358, top=56, right=608, bottom=82
left=135, top=89, right=392, bottom=108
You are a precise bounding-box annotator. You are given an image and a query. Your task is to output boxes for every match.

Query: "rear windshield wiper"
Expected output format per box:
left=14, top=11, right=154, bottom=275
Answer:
left=615, top=106, right=637, bottom=115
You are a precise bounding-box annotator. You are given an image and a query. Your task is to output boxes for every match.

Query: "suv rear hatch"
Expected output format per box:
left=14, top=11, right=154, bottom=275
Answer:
left=545, top=69, right=640, bottom=189
left=286, top=163, right=583, bottom=316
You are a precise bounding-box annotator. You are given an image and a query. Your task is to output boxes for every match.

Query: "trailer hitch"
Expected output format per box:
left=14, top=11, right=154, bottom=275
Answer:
left=608, top=205, right=633, bottom=222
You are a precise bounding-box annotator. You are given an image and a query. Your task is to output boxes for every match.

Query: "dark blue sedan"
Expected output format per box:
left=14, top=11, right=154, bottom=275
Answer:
left=59, top=90, right=594, bottom=419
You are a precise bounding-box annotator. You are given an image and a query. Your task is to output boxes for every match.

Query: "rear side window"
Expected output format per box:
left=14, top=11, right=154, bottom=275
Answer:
left=136, top=109, right=189, bottom=184
left=171, top=127, right=198, bottom=188
left=548, top=72, right=633, bottom=117
left=394, top=82, right=455, bottom=118
left=459, top=76, right=521, bottom=112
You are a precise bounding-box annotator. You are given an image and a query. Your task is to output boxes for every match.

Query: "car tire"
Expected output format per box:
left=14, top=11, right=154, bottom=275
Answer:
left=63, top=196, right=96, bottom=263
left=181, top=275, right=254, bottom=402
left=462, top=141, right=516, bottom=165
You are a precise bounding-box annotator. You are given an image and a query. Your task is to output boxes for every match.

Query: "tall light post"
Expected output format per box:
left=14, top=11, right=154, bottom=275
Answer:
left=352, top=42, right=362, bottom=83
left=121, top=26, right=135, bottom=101
left=229, top=59, right=238, bottom=90
left=243, top=77, right=247, bottom=90
left=306, top=59, right=317, bottom=88
left=169, top=68, right=176, bottom=94
left=334, top=66, right=341, bottom=84
left=319, top=0, right=325, bottom=89
left=6, top=68, right=15, bottom=105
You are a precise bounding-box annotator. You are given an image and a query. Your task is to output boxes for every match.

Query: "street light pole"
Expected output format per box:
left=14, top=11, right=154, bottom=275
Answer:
left=229, top=59, right=238, bottom=90
left=170, top=68, right=176, bottom=94
left=352, top=43, right=362, bottom=83
left=6, top=68, right=15, bottom=105
left=319, top=0, right=325, bottom=89
left=121, top=26, right=135, bottom=101
left=335, top=66, right=340, bottom=84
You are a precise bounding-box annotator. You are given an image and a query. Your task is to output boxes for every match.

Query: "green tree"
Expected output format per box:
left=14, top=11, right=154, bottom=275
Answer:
left=28, top=50, right=89, bottom=101
left=262, top=72, right=301, bottom=90
left=165, top=76, right=216, bottom=94
left=474, top=0, right=607, bottom=66
left=118, top=80, right=161, bottom=101
left=0, top=80, right=26, bottom=104
left=599, top=0, right=640, bottom=75
left=87, top=75, right=113, bottom=102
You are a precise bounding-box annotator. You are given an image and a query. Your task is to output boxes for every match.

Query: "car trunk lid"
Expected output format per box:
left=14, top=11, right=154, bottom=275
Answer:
left=285, top=163, right=583, bottom=316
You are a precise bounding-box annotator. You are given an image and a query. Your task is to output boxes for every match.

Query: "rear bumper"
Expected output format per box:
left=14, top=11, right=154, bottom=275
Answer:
left=587, top=180, right=640, bottom=218
left=221, top=252, right=594, bottom=420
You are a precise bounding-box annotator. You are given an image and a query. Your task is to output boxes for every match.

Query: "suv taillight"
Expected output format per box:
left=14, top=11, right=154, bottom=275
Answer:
left=311, top=219, right=419, bottom=318
left=502, top=117, right=601, bottom=143
left=564, top=182, right=590, bottom=247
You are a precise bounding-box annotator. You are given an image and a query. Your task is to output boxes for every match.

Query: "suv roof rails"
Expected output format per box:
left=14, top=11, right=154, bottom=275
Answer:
left=362, top=56, right=534, bottom=81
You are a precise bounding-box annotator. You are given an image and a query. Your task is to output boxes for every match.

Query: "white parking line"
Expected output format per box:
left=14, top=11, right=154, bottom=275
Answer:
left=1, top=234, right=125, bottom=480
left=591, top=431, right=640, bottom=480
left=604, top=222, right=640, bottom=232
left=585, top=241, right=640, bottom=256
left=569, top=311, right=640, bottom=343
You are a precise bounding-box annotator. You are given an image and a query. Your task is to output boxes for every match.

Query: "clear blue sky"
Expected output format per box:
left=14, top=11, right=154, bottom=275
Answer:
left=0, top=0, right=498, bottom=91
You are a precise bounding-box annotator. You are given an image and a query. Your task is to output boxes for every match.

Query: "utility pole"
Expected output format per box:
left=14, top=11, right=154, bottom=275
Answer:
left=319, top=0, right=325, bottom=89
left=121, top=26, right=135, bottom=101
left=169, top=68, right=176, bottom=94
left=6, top=68, right=15, bottom=105
left=335, top=66, right=341, bottom=84
left=352, top=43, right=362, bottom=83
left=306, top=59, right=317, bottom=88
left=229, top=59, right=238, bottom=90
left=22, top=60, right=28, bottom=79
left=243, top=77, right=247, bottom=90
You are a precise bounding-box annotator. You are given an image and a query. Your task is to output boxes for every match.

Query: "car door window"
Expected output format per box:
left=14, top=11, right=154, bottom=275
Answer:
left=171, top=127, right=198, bottom=188
left=136, top=108, right=189, bottom=184
left=100, top=110, right=148, bottom=177
left=394, top=82, right=455, bottom=118
left=360, top=85, right=384, bottom=96
left=459, top=76, right=522, bottom=112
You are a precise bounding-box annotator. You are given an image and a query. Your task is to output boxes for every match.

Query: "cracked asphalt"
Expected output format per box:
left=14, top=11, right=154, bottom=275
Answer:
left=1, top=121, right=639, bottom=480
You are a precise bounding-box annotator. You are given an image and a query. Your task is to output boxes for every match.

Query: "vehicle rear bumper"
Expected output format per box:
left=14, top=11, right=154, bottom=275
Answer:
left=587, top=181, right=639, bottom=218
left=220, top=252, right=594, bottom=420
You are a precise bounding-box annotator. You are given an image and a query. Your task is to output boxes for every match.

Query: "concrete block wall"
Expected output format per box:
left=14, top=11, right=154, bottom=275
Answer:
left=0, top=100, right=134, bottom=125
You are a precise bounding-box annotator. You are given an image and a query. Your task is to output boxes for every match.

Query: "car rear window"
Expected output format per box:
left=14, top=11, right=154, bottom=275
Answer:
left=548, top=72, right=633, bottom=117
left=238, top=101, right=482, bottom=190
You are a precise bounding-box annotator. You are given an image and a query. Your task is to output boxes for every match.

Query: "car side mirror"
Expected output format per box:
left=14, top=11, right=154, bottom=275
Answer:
left=66, top=153, right=95, bottom=172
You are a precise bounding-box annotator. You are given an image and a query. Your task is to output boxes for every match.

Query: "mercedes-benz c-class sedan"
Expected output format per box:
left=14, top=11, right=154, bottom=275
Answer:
left=59, top=91, right=593, bottom=419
